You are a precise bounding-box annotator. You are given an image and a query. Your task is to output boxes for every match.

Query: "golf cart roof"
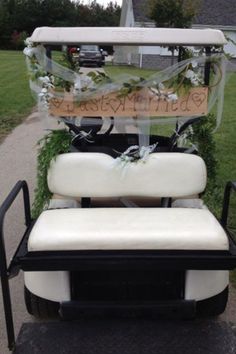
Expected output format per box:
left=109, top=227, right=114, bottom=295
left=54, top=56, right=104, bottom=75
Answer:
left=30, top=27, right=227, bottom=46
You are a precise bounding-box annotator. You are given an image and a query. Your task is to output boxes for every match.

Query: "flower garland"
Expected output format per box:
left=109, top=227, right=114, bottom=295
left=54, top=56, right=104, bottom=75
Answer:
left=24, top=39, right=55, bottom=112
left=23, top=39, right=206, bottom=113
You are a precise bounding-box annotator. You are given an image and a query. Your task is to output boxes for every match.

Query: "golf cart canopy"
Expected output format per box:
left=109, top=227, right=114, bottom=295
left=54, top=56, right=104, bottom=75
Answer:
left=29, top=26, right=227, bottom=46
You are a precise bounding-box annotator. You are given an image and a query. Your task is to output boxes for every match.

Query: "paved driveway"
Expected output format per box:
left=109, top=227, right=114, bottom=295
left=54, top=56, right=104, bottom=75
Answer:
left=0, top=111, right=58, bottom=352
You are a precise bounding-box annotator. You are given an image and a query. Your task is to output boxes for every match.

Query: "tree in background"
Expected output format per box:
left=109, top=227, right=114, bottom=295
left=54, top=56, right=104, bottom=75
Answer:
left=105, top=1, right=121, bottom=26
left=149, top=0, right=200, bottom=63
left=11, top=30, right=28, bottom=49
left=0, top=0, right=121, bottom=49
left=0, top=0, right=11, bottom=48
left=149, top=0, right=200, bottom=28
left=74, top=1, right=120, bottom=27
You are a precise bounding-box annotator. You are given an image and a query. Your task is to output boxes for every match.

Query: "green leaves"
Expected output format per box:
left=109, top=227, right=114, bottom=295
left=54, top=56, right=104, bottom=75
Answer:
left=118, top=77, right=145, bottom=97
left=32, top=129, right=72, bottom=218
left=87, top=70, right=112, bottom=85
left=191, top=113, right=218, bottom=185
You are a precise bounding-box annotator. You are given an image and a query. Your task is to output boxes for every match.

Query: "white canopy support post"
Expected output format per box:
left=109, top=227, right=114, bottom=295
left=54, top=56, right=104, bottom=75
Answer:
left=139, top=47, right=143, bottom=69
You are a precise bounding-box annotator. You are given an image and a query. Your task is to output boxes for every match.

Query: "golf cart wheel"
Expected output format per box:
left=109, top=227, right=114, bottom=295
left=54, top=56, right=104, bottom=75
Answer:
left=196, top=286, right=228, bottom=317
left=24, top=286, right=60, bottom=318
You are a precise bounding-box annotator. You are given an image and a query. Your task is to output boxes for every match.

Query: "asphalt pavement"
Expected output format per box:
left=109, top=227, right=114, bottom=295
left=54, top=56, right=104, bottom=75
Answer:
left=0, top=110, right=57, bottom=352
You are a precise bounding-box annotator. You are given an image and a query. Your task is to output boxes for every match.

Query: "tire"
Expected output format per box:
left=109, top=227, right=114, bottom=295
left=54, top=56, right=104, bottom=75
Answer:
left=196, top=286, right=228, bottom=317
left=24, top=286, right=60, bottom=319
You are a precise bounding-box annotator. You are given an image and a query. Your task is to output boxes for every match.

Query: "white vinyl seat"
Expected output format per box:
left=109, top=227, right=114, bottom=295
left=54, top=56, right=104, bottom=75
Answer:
left=47, top=152, right=207, bottom=199
left=28, top=152, right=228, bottom=254
left=28, top=208, right=229, bottom=252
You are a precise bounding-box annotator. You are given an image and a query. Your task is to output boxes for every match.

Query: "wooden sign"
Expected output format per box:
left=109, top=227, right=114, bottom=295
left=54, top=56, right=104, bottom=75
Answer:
left=49, top=87, right=208, bottom=117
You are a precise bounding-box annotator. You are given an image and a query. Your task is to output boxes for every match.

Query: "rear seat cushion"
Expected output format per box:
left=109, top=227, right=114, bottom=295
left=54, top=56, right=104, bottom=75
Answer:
left=47, top=152, right=207, bottom=198
left=28, top=208, right=229, bottom=252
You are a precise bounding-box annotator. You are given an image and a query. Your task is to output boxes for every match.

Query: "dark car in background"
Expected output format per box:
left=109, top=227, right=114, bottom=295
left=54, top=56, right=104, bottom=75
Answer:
left=79, top=44, right=104, bottom=67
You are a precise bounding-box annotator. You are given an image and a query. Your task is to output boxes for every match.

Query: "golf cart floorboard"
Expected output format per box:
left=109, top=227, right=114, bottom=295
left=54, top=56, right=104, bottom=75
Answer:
left=13, top=318, right=236, bottom=354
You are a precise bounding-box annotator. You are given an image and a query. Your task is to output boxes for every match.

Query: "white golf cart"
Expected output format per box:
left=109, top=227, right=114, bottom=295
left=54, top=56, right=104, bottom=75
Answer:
left=1, top=27, right=236, bottom=351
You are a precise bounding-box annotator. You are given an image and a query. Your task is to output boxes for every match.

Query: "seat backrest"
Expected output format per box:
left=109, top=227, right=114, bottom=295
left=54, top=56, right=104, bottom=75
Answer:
left=47, top=152, right=207, bottom=198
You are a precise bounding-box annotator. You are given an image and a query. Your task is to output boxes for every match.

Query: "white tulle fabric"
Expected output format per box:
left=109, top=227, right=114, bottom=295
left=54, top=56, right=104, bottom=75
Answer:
left=25, top=44, right=228, bottom=146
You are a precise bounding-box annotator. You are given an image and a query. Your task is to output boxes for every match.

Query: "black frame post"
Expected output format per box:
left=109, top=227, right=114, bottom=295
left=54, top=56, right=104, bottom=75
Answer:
left=0, top=181, right=31, bottom=350
left=0, top=234, right=15, bottom=350
left=221, top=181, right=236, bottom=228
left=204, top=46, right=211, bottom=86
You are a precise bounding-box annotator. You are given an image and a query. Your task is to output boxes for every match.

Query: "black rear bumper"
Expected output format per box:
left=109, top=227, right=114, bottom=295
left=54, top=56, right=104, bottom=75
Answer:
left=60, top=299, right=196, bottom=320
left=11, top=246, right=236, bottom=274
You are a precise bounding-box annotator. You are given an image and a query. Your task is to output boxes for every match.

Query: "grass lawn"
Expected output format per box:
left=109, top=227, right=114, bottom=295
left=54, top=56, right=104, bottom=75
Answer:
left=0, top=50, right=35, bottom=142
left=105, top=63, right=157, bottom=78
left=215, top=74, right=236, bottom=184
left=215, top=73, right=236, bottom=241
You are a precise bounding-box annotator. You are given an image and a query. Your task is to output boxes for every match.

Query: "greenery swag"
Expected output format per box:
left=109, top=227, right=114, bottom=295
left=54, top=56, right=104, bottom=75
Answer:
left=32, top=129, right=72, bottom=218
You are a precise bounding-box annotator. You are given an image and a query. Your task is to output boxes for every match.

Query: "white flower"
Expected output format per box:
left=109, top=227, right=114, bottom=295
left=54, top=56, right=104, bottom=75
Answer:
left=39, top=76, right=50, bottom=84
left=23, top=46, right=38, bottom=58
left=158, top=82, right=165, bottom=90
left=185, top=69, right=195, bottom=79
left=74, top=81, right=81, bottom=90
left=41, top=88, right=47, bottom=94
left=38, top=76, right=54, bottom=90
left=191, top=61, right=198, bottom=68
left=190, top=78, right=199, bottom=86
left=185, top=68, right=204, bottom=87
left=39, top=91, right=48, bottom=98
left=24, top=37, right=33, bottom=47
left=167, top=93, right=178, bottom=102
left=73, top=78, right=82, bottom=94
left=116, top=143, right=157, bottom=167
left=23, top=47, right=34, bottom=57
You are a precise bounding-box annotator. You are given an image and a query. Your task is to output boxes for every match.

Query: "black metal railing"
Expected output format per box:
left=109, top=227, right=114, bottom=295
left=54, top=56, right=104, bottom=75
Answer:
left=0, top=180, right=31, bottom=350
left=221, top=181, right=236, bottom=228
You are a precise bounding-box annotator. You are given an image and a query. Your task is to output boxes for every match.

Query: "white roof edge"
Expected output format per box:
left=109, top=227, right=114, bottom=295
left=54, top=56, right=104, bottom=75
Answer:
left=29, top=27, right=227, bottom=46
left=193, top=24, right=236, bottom=31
